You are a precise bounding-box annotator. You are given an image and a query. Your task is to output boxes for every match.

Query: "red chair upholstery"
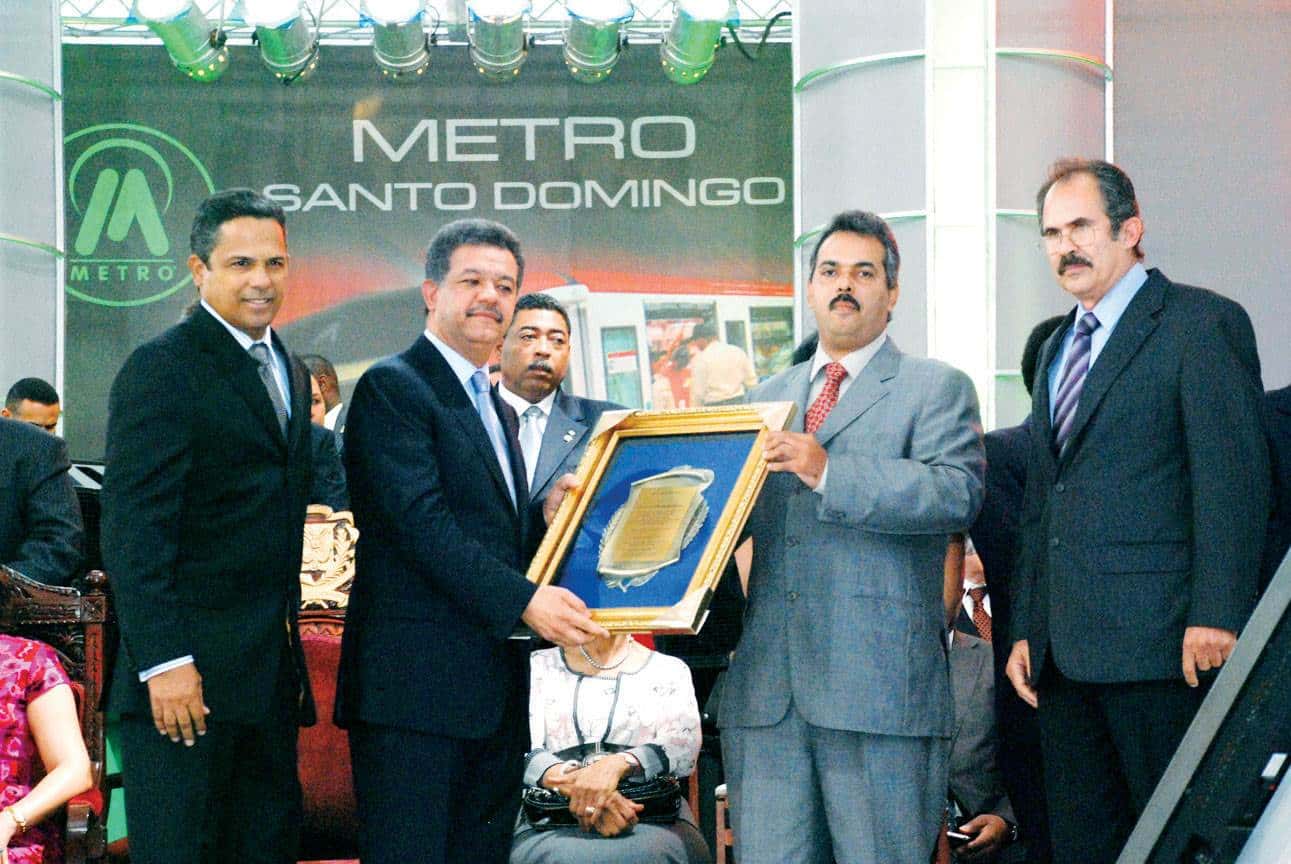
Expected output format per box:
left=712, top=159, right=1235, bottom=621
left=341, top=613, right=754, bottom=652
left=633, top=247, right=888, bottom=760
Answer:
left=297, top=610, right=357, bottom=862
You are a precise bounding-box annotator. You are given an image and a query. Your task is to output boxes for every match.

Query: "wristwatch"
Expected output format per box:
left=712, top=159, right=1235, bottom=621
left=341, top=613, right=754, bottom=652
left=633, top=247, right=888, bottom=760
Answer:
left=1004, top=820, right=1020, bottom=844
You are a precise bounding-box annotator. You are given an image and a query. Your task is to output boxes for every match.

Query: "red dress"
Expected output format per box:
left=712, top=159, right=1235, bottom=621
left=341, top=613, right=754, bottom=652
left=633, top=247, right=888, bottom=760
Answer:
left=0, top=636, right=72, bottom=864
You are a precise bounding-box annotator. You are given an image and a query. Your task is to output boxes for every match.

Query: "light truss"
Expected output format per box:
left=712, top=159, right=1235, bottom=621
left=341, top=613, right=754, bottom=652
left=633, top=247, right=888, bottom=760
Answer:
left=60, top=1, right=793, bottom=45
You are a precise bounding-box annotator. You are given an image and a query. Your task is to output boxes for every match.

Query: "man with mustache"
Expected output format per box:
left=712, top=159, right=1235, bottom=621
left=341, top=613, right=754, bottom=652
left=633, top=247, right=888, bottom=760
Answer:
left=1006, top=158, right=1269, bottom=861
left=719, top=210, right=985, bottom=863
left=337, top=219, right=606, bottom=864
left=497, top=292, right=621, bottom=510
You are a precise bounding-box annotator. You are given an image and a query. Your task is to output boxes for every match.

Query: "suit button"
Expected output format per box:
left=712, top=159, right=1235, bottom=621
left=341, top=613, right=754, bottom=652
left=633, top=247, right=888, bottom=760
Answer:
left=786, top=537, right=799, bottom=547
left=1050, top=537, right=1060, bottom=548
left=788, top=591, right=799, bottom=601
left=1055, top=482, right=1066, bottom=493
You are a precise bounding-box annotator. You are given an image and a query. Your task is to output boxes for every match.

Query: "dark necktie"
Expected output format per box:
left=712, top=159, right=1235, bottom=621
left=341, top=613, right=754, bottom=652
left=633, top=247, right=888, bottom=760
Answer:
left=248, top=342, right=288, bottom=437
left=1052, top=312, right=1100, bottom=451
left=805, top=362, right=848, bottom=435
left=967, top=586, right=992, bottom=643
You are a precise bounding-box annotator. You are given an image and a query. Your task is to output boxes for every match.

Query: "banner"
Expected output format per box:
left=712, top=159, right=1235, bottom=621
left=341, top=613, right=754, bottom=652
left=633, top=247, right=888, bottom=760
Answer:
left=62, top=43, right=793, bottom=458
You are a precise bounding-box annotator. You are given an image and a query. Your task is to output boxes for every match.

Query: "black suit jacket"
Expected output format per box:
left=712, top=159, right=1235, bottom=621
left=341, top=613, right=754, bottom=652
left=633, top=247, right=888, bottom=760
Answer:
left=0, top=418, right=83, bottom=586
left=1260, top=386, right=1291, bottom=590
left=1014, top=269, right=1269, bottom=684
left=337, top=335, right=538, bottom=738
left=968, top=419, right=1030, bottom=649
left=102, top=306, right=315, bottom=724
left=526, top=389, right=622, bottom=511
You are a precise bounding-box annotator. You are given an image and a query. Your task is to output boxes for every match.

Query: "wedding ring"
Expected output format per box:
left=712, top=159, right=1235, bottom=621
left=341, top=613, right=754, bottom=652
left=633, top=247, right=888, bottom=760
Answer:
left=585, top=806, right=597, bottom=815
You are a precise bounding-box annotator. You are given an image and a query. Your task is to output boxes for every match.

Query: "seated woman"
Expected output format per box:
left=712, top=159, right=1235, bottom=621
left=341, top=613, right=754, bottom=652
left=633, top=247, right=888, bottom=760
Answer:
left=0, top=634, right=94, bottom=864
left=511, top=634, right=711, bottom=864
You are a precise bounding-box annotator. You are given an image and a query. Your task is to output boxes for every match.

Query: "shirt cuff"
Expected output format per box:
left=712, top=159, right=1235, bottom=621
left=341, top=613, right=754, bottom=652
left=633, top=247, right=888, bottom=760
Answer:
left=523, top=750, right=565, bottom=787
left=138, top=655, right=195, bottom=682
left=812, top=459, right=829, bottom=494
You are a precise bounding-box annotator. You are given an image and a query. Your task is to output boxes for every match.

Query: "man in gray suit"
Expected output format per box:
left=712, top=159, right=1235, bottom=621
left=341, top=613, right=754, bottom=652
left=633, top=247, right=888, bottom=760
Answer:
left=720, top=210, right=985, bottom=863
left=497, top=292, right=621, bottom=510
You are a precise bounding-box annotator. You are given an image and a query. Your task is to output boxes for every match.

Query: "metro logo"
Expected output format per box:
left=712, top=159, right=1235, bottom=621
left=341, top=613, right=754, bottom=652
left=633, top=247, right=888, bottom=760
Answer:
left=64, top=123, right=215, bottom=307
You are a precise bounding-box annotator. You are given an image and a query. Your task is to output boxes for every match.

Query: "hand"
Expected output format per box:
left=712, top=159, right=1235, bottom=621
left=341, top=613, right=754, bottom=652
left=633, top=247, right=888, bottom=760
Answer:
left=1182, top=626, right=1237, bottom=687
left=539, top=761, right=578, bottom=791
left=956, top=813, right=1009, bottom=860
left=521, top=585, right=609, bottom=647
left=0, top=809, right=16, bottom=858
left=146, top=663, right=209, bottom=745
left=763, top=431, right=828, bottom=489
left=562, top=756, right=641, bottom=833
left=1005, top=640, right=1038, bottom=708
left=543, top=474, right=580, bottom=525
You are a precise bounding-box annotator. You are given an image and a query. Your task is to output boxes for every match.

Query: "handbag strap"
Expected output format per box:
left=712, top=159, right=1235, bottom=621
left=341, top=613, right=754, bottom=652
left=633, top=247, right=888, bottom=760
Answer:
left=572, top=672, right=625, bottom=749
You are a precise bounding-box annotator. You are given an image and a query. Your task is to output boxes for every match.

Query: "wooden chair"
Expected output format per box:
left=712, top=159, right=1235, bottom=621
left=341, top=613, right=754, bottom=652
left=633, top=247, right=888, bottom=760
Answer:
left=297, top=505, right=359, bottom=864
left=714, top=782, right=733, bottom=864
left=0, top=564, right=110, bottom=864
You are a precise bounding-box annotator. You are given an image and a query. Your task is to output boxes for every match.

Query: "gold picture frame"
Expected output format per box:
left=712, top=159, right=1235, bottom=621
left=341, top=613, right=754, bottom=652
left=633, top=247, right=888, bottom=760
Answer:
left=527, top=402, right=796, bottom=634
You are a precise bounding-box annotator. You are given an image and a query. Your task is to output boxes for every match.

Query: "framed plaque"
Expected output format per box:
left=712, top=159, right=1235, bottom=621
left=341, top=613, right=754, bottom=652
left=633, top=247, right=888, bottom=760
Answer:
left=526, top=402, right=796, bottom=634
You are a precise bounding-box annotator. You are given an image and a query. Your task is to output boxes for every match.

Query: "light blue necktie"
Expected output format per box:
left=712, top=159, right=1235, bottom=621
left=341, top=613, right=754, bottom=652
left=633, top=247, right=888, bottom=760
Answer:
left=470, top=370, right=517, bottom=508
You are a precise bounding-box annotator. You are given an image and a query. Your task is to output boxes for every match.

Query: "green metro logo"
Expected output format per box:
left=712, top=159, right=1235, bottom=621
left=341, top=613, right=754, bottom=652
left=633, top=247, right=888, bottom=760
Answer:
left=64, top=123, right=215, bottom=307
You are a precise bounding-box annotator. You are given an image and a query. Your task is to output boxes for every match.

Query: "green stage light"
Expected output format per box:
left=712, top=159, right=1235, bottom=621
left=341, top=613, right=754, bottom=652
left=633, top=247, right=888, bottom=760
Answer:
left=563, top=0, right=632, bottom=84
left=135, top=0, right=230, bottom=82
left=244, top=0, right=320, bottom=83
left=466, top=0, right=530, bottom=83
left=364, top=0, right=431, bottom=80
left=660, top=0, right=732, bottom=85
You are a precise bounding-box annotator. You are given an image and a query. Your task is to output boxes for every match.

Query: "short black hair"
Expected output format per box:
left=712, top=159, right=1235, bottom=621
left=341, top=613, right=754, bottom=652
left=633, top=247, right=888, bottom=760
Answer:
left=190, top=188, right=286, bottom=265
left=5, top=377, right=59, bottom=410
left=808, top=210, right=901, bottom=290
left=1036, top=158, right=1143, bottom=260
left=425, top=218, right=525, bottom=287
left=691, top=320, right=717, bottom=342
left=1021, top=315, right=1068, bottom=396
left=299, top=354, right=337, bottom=383
left=511, top=292, right=570, bottom=332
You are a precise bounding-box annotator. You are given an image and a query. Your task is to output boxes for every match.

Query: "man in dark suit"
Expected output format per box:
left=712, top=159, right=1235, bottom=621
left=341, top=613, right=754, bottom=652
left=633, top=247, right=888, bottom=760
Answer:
left=3, top=377, right=63, bottom=434
left=102, top=189, right=315, bottom=864
left=1260, top=385, right=1291, bottom=591
left=1006, top=159, right=1269, bottom=862
left=967, top=314, right=1064, bottom=864
left=496, top=292, right=621, bottom=510
left=337, top=219, right=605, bottom=864
left=0, top=416, right=83, bottom=586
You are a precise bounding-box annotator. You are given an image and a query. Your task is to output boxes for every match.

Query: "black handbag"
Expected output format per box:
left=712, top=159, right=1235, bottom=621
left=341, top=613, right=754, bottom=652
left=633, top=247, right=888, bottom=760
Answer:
left=521, top=743, right=682, bottom=829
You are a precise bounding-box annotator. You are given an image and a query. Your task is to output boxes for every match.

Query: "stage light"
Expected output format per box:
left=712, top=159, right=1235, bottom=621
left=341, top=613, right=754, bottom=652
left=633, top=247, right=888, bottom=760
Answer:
left=364, top=0, right=431, bottom=80
left=136, top=0, right=229, bottom=82
left=562, top=0, right=632, bottom=84
left=466, top=0, right=530, bottom=83
left=244, top=0, right=320, bottom=83
left=660, top=0, right=732, bottom=85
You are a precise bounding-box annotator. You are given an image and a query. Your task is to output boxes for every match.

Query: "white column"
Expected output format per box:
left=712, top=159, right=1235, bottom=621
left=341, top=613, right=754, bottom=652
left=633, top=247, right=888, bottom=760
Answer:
left=926, top=0, right=994, bottom=425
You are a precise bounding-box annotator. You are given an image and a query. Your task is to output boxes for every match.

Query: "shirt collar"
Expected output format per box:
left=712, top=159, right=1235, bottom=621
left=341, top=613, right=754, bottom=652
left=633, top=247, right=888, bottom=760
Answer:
left=808, top=330, right=888, bottom=384
left=1081, top=261, right=1148, bottom=331
left=498, top=383, right=556, bottom=418
left=423, top=329, right=490, bottom=393
left=201, top=299, right=275, bottom=352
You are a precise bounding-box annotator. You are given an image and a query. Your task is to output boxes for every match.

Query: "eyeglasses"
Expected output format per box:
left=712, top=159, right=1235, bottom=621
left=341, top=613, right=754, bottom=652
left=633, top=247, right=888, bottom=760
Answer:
left=1039, top=222, right=1097, bottom=252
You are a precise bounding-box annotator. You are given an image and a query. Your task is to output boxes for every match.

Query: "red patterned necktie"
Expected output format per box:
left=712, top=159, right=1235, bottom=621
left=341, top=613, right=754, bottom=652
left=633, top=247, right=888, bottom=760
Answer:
left=805, top=362, right=848, bottom=434
left=968, top=586, right=992, bottom=643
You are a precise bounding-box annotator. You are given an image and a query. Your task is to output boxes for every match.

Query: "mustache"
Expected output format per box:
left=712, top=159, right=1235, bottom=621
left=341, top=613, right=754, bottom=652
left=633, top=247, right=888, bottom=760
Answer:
left=527, top=360, right=555, bottom=375
left=1058, top=252, right=1093, bottom=275
left=829, top=294, right=860, bottom=311
left=466, top=305, right=503, bottom=323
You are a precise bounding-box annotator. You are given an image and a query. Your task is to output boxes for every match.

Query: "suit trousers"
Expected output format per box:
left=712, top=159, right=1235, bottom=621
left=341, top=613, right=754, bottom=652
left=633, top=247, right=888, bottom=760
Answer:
left=722, top=700, right=947, bottom=864
left=348, top=687, right=528, bottom=864
left=1036, top=661, right=1205, bottom=863
left=115, top=650, right=302, bottom=864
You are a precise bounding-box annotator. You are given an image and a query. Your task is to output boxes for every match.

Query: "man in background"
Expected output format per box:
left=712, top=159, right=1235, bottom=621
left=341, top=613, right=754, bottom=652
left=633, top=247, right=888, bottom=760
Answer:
left=301, top=354, right=345, bottom=432
left=687, top=320, right=758, bottom=406
left=497, top=292, right=621, bottom=509
left=3, top=377, right=62, bottom=434
left=0, top=416, right=82, bottom=586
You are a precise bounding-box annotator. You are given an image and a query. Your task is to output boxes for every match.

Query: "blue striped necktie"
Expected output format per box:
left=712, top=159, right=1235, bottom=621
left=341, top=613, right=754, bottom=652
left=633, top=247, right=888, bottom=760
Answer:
left=1052, top=312, right=1100, bottom=451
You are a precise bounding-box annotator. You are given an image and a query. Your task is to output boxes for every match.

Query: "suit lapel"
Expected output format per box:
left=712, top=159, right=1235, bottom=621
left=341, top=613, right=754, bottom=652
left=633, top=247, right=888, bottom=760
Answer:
left=530, top=391, right=586, bottom=505
left=276, top=333, right=310, bottom=460
left=1059, top=271, right=1166, bottom=463
left=189, top=307, right=285, bottom=449
left=813, top=339, right=898, bottom=447
left=1031, top=313, right=1073, bottom=468
left=406, top=337, right=516, bottom=513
